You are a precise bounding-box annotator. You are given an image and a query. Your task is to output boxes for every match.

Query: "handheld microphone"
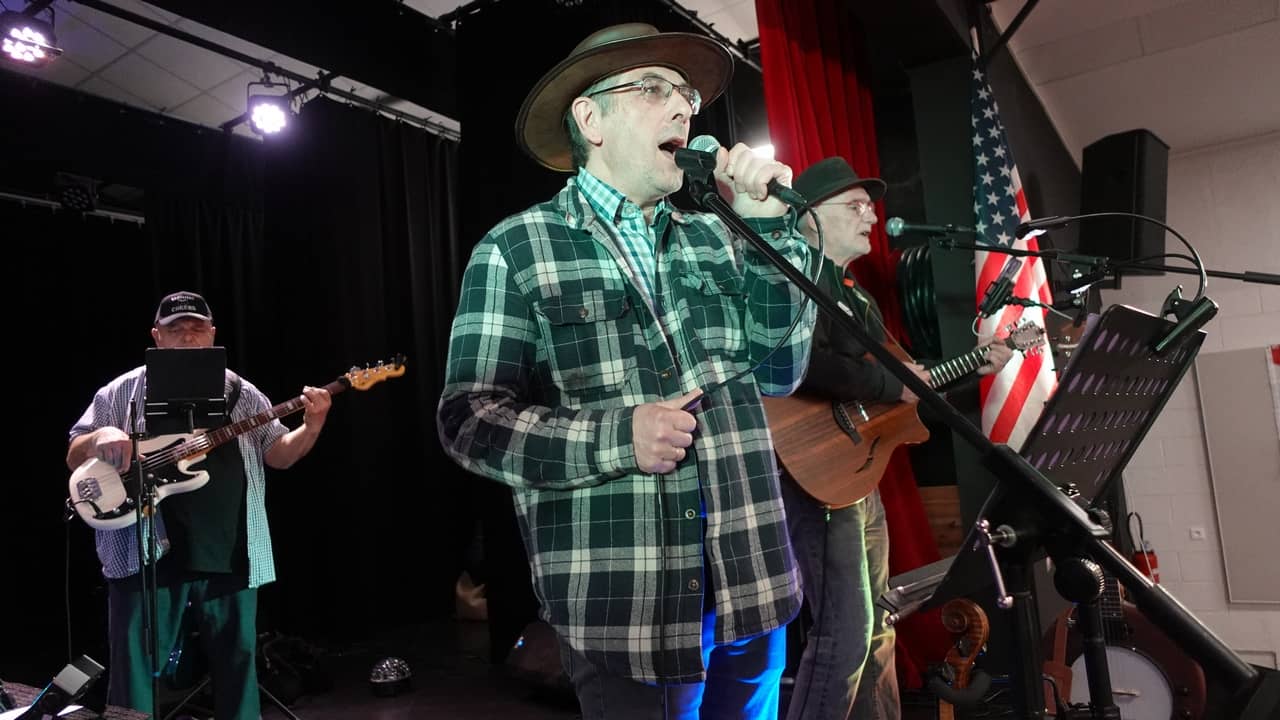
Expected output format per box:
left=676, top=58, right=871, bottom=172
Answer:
left=674, top=135, right=809, bottom=208
left=884, top=217, right=978, bottom=237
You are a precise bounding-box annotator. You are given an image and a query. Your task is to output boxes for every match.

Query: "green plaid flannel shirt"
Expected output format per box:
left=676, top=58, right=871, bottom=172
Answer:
left=438, top=176, right=816, bottom=683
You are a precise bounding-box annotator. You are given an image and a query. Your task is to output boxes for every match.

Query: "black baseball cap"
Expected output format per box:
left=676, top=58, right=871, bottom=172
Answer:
left=154, top=291, right=213, bottom=326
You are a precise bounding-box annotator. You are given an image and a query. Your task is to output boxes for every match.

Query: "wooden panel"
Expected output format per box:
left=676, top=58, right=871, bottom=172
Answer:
left=920, top=484, right=965, bottom=558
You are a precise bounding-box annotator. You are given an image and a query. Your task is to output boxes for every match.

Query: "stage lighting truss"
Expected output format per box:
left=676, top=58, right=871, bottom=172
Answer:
left=246, top=80, right=295, bottom=136
left=1, top=9, right=63, bottom=67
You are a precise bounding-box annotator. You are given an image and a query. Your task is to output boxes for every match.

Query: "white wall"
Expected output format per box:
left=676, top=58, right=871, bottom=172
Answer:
left=1100, top=131, right=1280, bottom=669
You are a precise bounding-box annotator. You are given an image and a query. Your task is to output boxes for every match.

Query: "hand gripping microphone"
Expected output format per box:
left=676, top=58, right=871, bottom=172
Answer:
left=674, top=135, right=809, bottom=208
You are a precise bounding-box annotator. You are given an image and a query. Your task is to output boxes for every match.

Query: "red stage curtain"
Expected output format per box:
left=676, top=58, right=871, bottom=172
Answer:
left=756, top=0, right=950, bottom=688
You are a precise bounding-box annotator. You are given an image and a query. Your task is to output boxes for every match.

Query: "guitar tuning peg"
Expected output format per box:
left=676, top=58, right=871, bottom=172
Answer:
left=348, top=365, right=360, bottom=375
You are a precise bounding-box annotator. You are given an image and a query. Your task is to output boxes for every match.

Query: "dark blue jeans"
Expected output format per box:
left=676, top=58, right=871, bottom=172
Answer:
left=557, top=604, right=787, bottom=719
left=783, top=480, right=899, bottom=720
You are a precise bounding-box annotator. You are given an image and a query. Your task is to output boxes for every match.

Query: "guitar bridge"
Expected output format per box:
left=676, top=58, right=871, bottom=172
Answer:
left=831, top=402, right=863, bottom=444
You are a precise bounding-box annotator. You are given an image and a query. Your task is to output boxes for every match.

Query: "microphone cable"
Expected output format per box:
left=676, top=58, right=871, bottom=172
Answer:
left=687, top=205, right=824, bottom=407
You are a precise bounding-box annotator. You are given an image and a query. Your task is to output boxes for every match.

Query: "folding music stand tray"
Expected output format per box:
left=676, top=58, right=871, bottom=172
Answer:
left=144, top=347, right=227, bottom=435
left=886, top=304, right=1276, bottom=718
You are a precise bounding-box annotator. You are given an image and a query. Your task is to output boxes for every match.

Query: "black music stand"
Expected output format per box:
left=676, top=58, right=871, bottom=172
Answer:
left=131, top=347, right=227, bottom=717
left=144, top=347, right=227, bottom=436
left=896, top=304, right=1276, bottom=718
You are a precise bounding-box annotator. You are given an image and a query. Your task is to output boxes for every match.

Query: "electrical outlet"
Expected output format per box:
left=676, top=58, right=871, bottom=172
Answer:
left=1189, top=526, right=1206, bottom=541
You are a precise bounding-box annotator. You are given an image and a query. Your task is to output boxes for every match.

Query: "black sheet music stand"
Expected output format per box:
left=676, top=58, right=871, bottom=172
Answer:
left=888, top=304, right=1276, bottom=718
left=144, top=347, right=227, bottom=435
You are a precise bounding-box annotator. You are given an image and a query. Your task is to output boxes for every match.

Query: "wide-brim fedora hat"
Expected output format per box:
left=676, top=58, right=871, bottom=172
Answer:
left=516, top=22, right=733, bottom=172
left=793, top=156, right=887, bottom=207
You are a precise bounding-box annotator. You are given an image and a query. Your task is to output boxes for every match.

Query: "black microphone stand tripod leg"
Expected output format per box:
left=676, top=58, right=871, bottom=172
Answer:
left=259, top=683, right=304, bottom=720
left=161, top=676, right=210, bottom=720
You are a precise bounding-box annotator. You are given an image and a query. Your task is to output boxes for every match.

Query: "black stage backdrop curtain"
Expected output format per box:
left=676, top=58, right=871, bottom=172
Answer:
left=254, top=97, right=468, bottom=644
left=455, top=0, right=761, bottom=662
left=2, top=75, right=464, bottom=681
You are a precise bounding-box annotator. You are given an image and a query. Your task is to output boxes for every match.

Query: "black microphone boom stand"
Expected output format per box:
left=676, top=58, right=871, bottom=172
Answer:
left=679, top=172, right=1278, bottom=719
left=126, top=381, right=162, bottom=720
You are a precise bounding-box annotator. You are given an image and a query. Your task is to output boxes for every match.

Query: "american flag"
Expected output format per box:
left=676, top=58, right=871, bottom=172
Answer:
left=969, top=53, right=1057, bottom=449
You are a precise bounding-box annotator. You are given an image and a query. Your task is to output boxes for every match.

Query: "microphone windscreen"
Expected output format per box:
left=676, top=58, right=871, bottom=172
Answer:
left=688, top=135, right=720, bottom=154
left=885, top=217, right=906, bottom=237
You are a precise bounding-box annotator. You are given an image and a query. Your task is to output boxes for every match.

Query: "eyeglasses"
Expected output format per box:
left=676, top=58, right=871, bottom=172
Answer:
left=817, top=198, right=876, bottom=216
left=586, top=76, right=702, bottom=115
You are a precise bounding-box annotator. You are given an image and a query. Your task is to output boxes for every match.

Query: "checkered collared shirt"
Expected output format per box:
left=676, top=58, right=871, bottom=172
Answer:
left=69, top=367, right=288, bottom=589
left=575, top=167, right=665, bottom=304
left=438, top=176, right=816, bottom=683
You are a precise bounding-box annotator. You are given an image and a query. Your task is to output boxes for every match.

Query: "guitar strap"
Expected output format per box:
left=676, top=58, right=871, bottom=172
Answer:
left=226, top=371, right=243, bottom=420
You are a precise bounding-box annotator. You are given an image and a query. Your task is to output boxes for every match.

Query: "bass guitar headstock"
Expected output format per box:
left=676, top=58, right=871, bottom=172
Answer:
left=343, top=354, right=407, bottom=391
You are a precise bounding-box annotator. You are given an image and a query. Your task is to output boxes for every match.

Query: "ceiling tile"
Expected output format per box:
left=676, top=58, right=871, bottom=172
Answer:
left=96, top=53, right=200, bottom=111
left=171, top=18, right=276, bottom=60
left=991, top=0, right=1186, bottom=51
left=134, top=34, right=246, bottom=91
left=207, top=69, right=262, bottom=113
left=169, top=92, right=239, bottom=129
left=5, top=54, right=93, bottom=88
left=704, top=0, right=758, bottom=44
left=1036, top=21, right=1280, bottom=157
left=46, top=9, right=129, bottom=72
left=77, top=74, right=150, bottom=110
left=61, top=0, right=158, bottom=49
left=108, top=0, right=183, bottom=26
left=1138, top=0, right=1278, bottom=54
left=1018, top=18, right=1144, bottom=84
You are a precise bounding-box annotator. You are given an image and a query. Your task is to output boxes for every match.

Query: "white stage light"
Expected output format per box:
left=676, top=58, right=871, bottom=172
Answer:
left=1, top=11, right=62, bottom=67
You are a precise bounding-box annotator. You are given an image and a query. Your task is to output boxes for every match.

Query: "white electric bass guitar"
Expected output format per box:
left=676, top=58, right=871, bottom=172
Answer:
left=68, top=355, right=406, bottom=530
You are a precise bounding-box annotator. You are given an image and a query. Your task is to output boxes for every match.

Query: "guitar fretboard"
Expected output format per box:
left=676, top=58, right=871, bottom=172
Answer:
left=140, top=377, right=350, bottom=471
left=927, top=346, right=992, bottom=388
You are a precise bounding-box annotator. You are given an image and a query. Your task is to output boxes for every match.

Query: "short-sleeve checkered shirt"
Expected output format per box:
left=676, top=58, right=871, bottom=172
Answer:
left=438, top=176, right=816, bottom=683
left=69, top=367, right=289, bottom=589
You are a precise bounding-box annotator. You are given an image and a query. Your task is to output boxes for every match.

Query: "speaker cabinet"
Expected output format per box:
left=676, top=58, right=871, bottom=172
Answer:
left=1078, top=129, right=1169, bottom=279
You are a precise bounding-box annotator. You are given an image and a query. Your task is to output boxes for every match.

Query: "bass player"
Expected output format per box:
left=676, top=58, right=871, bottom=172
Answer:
left=65, top=290, right=331, bottom=720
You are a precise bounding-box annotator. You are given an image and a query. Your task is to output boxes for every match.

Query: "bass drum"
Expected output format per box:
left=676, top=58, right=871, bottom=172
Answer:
left=1069, top=645, right=1173, bottom=719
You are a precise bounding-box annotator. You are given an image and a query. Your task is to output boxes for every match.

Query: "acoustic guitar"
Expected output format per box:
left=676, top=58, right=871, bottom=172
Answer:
left=764, top=321, right=1044, bottom=508
left=67, top=355, right=407, bottom=530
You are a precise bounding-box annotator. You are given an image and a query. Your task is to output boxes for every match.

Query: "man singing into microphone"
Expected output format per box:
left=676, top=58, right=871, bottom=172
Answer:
left=780, top=157, right=1012, bottom=720
left=437, top=22, right=815, bottom=719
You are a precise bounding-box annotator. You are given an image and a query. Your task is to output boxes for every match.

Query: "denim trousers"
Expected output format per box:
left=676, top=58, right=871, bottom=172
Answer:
left=557, top=602, right=787, bottom=719
left=782, top=479, right=899, bottom=720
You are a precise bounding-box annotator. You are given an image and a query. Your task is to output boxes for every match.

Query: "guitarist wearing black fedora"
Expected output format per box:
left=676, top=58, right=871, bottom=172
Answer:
left=778, top=157, right=1012, bottom=720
